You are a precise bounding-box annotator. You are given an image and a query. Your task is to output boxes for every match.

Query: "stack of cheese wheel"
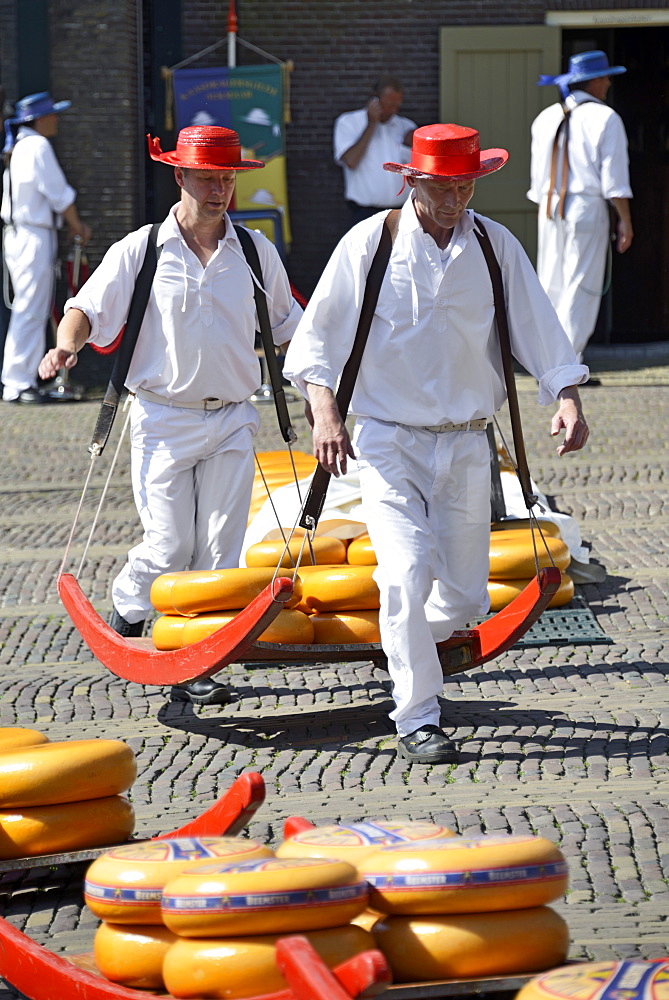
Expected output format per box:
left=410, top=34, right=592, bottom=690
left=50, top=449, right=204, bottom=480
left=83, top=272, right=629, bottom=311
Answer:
left=0, top=733, right=136, bottom=860
left=516, top=960, right=669, bottom=1000
left=248, top=450, right=317, bottom=522
left=87, top=835, right=274, bottom=989
left=154, top=855, right=372, bottom=998
left=488, top=521, right=574, bottom=611
left=357, top=834, right=570, bottom=983
left=150, top=566, right=314, bottom=650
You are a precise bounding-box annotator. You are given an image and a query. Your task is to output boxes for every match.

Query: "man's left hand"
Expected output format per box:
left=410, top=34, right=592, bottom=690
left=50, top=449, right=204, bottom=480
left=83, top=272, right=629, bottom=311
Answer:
left=551, top=386, right=589, bottom=456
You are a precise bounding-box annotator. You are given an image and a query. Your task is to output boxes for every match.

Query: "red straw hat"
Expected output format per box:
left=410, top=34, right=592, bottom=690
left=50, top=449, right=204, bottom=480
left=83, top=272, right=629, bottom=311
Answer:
left=147, top=126, right=264, bottom=171
left=384, top=124, right=508, bottom=180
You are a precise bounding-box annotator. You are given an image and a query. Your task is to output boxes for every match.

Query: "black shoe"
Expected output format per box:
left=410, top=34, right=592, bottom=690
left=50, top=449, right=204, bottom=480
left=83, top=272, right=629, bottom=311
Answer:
left=582, top=377, right=602, bottom=387
left=397, top=725, right=458, bottom=764
left=109, top=607, right=145, bottom=638
left=170, top=678, right=232, bottom=706
left=6, top=388, right=45, bottom=404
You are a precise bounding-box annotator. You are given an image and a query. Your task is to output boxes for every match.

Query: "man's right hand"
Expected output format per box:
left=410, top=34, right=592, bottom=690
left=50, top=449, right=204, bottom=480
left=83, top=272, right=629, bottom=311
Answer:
left=366, top=96, right=383, bottom=125
left=38, top=347, right=78, bottom=380
left=307, top=384, right=354, bottom=477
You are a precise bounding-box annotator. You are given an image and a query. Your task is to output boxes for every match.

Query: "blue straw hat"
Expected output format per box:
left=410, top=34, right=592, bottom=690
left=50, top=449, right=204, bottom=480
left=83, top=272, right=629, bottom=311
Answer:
left=3, top=91, right=72, bottom=154
left=538, top=50, right=626, bottom=100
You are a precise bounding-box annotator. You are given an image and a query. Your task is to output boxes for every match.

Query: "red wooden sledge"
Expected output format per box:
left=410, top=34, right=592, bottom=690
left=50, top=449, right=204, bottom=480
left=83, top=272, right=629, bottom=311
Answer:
left=58, top=566, right=560, bottom=683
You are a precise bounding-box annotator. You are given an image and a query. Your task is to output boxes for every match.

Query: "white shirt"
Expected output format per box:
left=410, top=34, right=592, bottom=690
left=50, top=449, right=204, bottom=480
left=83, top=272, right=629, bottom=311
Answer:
left=67, top=206, right=302, bottom=402
left=527, top=91, right=632, bottom=204
left=0, top=126, right=76, bottom=228
left=333, top=108, right=416, bottom=207
left=283, top=197, right=588, bottom=426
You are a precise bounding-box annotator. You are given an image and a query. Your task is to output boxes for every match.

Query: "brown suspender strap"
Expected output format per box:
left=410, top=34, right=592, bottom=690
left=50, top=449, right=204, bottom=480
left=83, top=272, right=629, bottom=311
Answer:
left=299, top=208, right=401, bottom=530
left=546, top=109, right=570, bottom=220
left=473, top=217, right=537, bottom=510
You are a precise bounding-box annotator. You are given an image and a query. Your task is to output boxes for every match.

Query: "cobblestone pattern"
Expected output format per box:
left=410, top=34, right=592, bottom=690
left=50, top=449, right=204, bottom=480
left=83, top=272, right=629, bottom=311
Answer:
left=1, top=369, right=669, bottom=995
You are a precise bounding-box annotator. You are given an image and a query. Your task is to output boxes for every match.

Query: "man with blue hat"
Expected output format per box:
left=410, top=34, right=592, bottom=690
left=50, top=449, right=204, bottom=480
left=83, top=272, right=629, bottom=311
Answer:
left=1, top=91, right=91, bottom=403
left=528, top=51, right=633, bottom=361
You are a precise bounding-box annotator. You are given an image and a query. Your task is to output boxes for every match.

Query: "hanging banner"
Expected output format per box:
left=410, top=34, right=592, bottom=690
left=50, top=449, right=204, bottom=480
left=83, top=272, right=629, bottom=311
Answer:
left=172, top=64, right=290, bottom=246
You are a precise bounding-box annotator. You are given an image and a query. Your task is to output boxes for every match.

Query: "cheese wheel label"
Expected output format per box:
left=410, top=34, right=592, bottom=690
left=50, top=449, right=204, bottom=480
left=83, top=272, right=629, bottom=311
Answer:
left=289, top=821, right=454, bottom=848
left=161, top=882, right=368, bottom=914
left=527, top=963, right=669, bottom=1000
left=363, top=859, right=568, bottom=890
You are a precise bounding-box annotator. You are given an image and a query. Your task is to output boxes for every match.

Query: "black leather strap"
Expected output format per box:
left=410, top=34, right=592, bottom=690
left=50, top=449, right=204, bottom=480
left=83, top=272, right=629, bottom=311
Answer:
left=89, top=222, right=161, bottom=456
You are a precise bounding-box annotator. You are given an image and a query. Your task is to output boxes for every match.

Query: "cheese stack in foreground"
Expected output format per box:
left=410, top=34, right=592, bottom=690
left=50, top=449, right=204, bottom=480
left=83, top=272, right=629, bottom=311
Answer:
left=515, top=960, right=669, bottom=1000
left=358, top=834, right=570, bottom=982
left=0, top=734, right=136, bottom=859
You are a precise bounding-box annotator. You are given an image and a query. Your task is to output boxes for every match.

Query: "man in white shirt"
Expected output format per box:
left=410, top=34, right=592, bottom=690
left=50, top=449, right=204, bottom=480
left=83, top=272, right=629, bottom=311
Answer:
left=528, top=51, right=633, bottom=360
left=39, top=126, right=302, bottom=705
left=1, top=92, right=91, bottom=403
left=333, top=76, right=416, bottom=227
left=284, top=124, right=589, bottom=764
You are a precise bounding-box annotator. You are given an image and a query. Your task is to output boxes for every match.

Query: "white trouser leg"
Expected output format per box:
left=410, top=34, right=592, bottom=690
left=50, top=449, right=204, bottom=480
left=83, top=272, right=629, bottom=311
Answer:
left=537, top=195, right=609, bottom=359
left=354, top=419, right=491, bottom=737
left=112, top=398, right=260, bottom=622
left=2, top=226, right=55, bottom=399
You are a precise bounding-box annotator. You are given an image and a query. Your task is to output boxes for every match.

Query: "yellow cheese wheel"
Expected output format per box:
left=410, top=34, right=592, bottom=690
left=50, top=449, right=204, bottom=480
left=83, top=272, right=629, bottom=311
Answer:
left=488, top=573, right=574, bottom=612
left=346, top=535, right=376, bottom=565
left=299, top=565, right=380, bottom=613
left=245, top=536, right=347, bottom=568
left=372, top=907, right=569, bottom=982
left=153, top=608, right=314, bottom=651
left=85, top=836, right=274, bottom=924
left=94, top=922, right=178, bottom=989
left=0, top=794, right=134, bottom=860
left=276, top=820, right=456, bottom=865
left=255, top=449, right=316, bottom=469
left=0, top=727, right=49, bottom=751
left=161, top=856, right=369, bottom=937
left=162, top=924, right=376, bottom=1000
left=489, top=534, right=570, bottom=580
left=350, top=909, right=383, bottom=932
left=150, top=566, right=302, bottom=615
left=263, top=519, right=368, bottom=544
left=359, top=835, right=568, bottom=914
left=311, top=611, right=381, bottom=645
left=515, top=961, right=669, bottom=1000
left=0, top=739, right=136, bottom=809
left=491, top=520, right=561, bottom=538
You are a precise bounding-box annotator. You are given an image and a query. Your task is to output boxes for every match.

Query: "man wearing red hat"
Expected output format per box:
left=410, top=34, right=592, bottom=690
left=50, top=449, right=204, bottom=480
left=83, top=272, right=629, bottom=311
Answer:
left=284, top=124, right=589, bottom=764
left=40, top=126, right=302, bottom=705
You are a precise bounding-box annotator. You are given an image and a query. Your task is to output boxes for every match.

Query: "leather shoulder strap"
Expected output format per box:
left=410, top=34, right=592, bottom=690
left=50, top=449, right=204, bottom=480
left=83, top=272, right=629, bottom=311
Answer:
left=89, top=222, right=161, bottom=456
left=299, top=208, right=401, bottom=530
left=234, top=224, right=296, bottom=444
left=473, top=216, right=536, bottom=509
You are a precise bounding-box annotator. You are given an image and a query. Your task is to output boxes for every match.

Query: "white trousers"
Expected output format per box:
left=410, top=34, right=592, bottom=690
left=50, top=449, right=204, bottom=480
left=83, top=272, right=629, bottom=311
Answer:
left=353, top=418, right=491, bottom=737
left=2, top=225, right=55, bottom=399
left=112, top=397, right=260, bottom=623
left=537, top=194, right=609, bottom=359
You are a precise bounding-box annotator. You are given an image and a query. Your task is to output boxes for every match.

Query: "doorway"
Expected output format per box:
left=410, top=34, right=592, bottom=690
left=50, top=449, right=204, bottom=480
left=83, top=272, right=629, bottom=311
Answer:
left=563, top=26, right=669, bottom=343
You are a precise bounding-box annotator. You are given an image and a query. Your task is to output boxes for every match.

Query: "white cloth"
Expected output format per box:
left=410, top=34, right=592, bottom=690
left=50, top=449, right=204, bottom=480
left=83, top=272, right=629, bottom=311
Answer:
left=68, top=207, right=302, bottom=403
left=284, top=195, right=587, bottom=735
left=70, top=207, right=302, bottom=622
left=333, top=108, right=416, bottom=207
left=528, top=92, right=632, bottom=358
left=283, top=198, right=588, bottom=425
left=1, top=126, right=76, bottom=400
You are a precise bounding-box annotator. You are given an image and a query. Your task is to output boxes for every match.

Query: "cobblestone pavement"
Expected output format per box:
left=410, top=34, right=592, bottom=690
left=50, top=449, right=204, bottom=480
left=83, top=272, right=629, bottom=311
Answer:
left=1, top=362, right=668, bottom=995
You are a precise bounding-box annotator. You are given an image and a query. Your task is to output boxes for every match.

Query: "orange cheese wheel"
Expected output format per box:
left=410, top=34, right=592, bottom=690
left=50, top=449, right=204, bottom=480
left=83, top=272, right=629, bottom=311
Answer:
left=346, top=535, right=377, bottom=565
left=276, top=820, right=456, bottom=865
left=359, top=835, right=568, bottom=914
left=311, top=611, right=381, bottom=645
left=372, top=907, right=569, bottom=982
left=515, top=961, right=669, bottom=1000
left=254, top=449, right=316, bottom=468
left=85, top=836, right=274, bottom=924
left=245, top=536, right=347, bottom=568
left=263, top=519, right=368, bottom=544
left=488, top=573, right=574, bottom=612
left=162, top=924, right=376, bottom=1000
left=0, top=794, right=134, bottom=860
left=0, top=727, right=49, bottom=751
left=0, top=739, right=136, bottom=809
left=161, top=857, right=368, bottom=937
left=491, top=520, right=561, bottom=538
left=94, top=922, right=178, bottom=989
left=299, top=565, right=380, bottom=613
left=150, top=567, right=302, bottom=615
left=153, top=608, right=314, bottom=651
left=489, top=534, right=570, bottom=580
